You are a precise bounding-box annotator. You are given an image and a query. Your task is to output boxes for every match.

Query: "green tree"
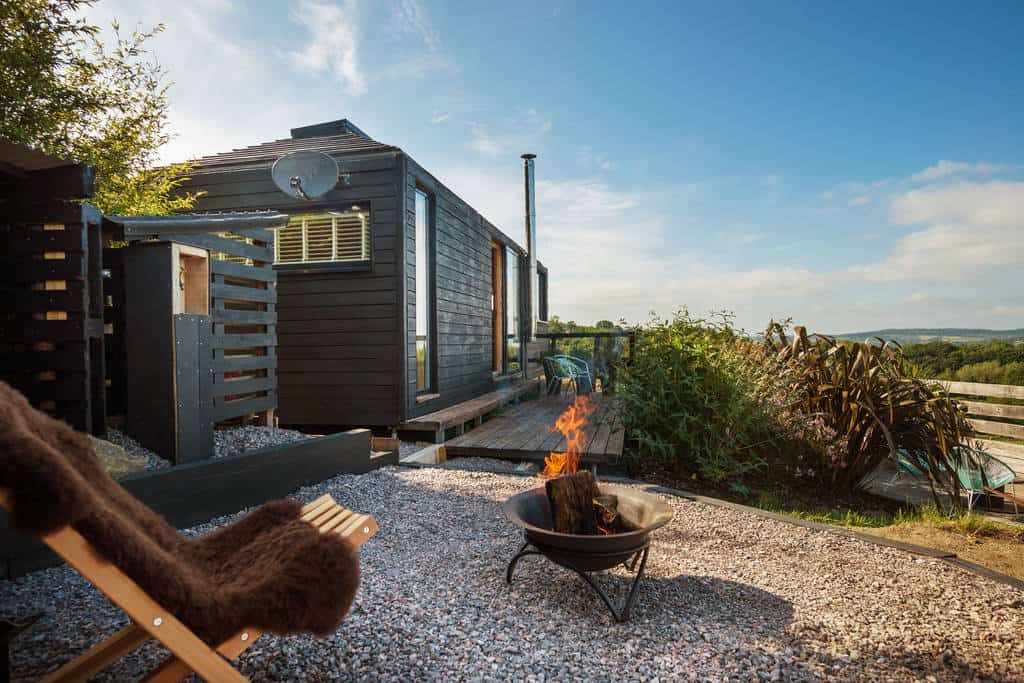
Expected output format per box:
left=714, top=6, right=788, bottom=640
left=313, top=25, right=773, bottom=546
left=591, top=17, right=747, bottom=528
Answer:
left=0, top=0, right=198, bottom=215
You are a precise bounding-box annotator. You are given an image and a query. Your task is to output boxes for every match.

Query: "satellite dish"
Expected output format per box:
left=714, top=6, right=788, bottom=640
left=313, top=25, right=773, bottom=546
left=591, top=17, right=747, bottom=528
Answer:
left=272, top=150, right=339, bottom=200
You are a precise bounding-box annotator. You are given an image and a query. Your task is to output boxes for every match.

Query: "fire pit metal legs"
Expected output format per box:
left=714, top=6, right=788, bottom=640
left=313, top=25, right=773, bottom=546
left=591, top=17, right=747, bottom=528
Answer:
left=505, top=539, right=651, bottom=623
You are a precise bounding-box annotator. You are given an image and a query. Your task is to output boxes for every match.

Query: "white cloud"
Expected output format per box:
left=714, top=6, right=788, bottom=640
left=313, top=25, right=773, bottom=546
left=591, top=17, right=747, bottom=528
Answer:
left=286, top=0, right=366, bottom=95
left=431, top=112, right=451, bottom=124
left=433, top=163, right=825, bottom=327
left=81, top=0, right=306, bottom=163
left=468, top=124, right=503, bottom=158
left=428, top=157, right=1024, bottom=331
left=394, top=0, right=440, bottom=53
left=854, top=181, right=1024, bottom=281
left=465, top=110, right=551, bottom=159
left=909, top=160, right=1012, bottom=183
left=826, top=160, right=1014, bottom=207
left=579, top=145, right=615, bottom=171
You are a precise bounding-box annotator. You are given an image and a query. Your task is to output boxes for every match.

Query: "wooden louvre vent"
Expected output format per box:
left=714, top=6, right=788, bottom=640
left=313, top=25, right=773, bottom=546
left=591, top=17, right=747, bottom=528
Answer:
left=274, top=210, right=369, bottom=265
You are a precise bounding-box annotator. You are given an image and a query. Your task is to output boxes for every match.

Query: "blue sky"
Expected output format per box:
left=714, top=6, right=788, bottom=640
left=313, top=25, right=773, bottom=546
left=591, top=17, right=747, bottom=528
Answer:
left=86, top=0, right=1024, bottom=332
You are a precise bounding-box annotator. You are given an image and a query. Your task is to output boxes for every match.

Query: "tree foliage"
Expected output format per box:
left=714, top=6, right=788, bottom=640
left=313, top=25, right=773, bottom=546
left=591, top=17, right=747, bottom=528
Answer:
left=0, top=0, right=198, bottom=215
left=903, top=340, right=1024, bottom=386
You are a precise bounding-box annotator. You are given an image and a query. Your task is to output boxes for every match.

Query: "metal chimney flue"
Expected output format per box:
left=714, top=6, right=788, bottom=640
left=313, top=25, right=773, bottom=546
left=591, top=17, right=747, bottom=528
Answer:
left=522, top=153, right=538, bottom=344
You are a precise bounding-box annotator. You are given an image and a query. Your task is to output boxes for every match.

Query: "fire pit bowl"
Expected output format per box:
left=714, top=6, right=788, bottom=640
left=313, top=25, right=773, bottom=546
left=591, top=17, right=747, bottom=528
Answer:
left=503, top=483, right=673, bottom=570
left=503, top=483, right=674, bottom=621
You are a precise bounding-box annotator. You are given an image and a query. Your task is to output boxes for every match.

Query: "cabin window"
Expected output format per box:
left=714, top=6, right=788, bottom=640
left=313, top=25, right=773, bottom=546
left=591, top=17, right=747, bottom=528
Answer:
left=506, top=247, right=520, bottom=373
left=537, top=267, right=548, bottom=322
left=274, top=207, right=370, bottom=265
left=415, top=189, right=435, bottom=393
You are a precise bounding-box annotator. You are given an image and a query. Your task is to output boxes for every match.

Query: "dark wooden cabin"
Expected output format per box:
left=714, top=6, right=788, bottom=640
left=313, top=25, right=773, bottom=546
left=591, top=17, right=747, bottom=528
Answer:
left=178, top=119, right=549, bottom=430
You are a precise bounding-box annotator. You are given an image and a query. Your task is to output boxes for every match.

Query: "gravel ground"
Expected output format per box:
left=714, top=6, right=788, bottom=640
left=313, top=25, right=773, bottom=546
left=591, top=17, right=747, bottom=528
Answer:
left=398, top=439, right=425, bottom=460
left=440, top=456, right=536, bottom=473
left=213, top=426, right=308, bottom=458
left=104, top=428, right=171, bottom=471
left=3, top=467, right=1023, bottom=681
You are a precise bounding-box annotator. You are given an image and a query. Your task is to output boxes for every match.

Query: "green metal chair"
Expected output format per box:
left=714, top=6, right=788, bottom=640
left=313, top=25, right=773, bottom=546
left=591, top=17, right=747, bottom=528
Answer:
left=897, top=446, right=1017, bottom=512
left=542, top=355, right=594, bottom=396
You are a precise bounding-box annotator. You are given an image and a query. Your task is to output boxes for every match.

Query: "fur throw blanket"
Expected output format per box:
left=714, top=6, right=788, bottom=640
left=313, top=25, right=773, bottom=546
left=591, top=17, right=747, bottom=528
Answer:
left=0, top=382, right=360, bottom=644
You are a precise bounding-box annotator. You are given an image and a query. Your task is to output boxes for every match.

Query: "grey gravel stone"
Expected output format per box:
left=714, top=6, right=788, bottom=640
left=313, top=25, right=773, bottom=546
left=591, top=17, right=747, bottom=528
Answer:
left=440, top=456, right=523, bottom=473
left=2, top=467, right=1022, bottom=681
left=213, top=426, right=308, bottom=458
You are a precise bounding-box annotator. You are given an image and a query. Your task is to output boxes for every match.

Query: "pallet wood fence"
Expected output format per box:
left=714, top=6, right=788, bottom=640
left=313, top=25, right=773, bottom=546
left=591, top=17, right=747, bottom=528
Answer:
left=0, top=204, right=106, bottom=435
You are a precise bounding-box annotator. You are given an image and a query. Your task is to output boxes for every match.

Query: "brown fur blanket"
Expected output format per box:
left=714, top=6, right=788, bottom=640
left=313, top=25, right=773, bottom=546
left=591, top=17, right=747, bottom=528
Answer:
left=0, top=382, right=360, bottom=644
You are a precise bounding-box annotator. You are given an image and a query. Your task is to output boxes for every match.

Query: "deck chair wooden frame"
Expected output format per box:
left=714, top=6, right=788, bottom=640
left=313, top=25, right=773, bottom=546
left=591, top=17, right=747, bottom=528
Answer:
left=0, top=491, right=377, bottom=683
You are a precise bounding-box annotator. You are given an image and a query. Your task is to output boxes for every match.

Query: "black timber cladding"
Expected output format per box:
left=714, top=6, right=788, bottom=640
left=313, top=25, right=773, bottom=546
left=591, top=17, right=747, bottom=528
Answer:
left=175, top=121, right=548, bottom=427
left=403, top=156, right=529, bottom=419
left=0, top=149, right=106, bottom=436
left=177, top=151, right=405, bottom=427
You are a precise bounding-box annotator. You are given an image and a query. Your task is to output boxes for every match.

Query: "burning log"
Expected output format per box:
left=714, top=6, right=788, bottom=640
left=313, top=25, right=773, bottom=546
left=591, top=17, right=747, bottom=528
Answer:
left=541, top=397, right=630, bottom=535
left=593, top=494, right=619, bottom=529
left=545, top=470, right=601, bottom=535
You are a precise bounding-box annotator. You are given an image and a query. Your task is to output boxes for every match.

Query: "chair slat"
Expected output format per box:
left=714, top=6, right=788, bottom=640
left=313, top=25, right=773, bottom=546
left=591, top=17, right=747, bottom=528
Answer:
left=307, top=503, right=341, bottom=526
left=335, top=514, right=369, bottom=539
left=300, top=498, right=334, bottom=521
left=318, top=509, right=354, bottom=534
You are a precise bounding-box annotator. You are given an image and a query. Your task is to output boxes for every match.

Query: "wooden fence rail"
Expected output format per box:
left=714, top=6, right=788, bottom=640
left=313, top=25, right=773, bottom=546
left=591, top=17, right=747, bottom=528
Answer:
left=925, top=379, right=1024, bottom=470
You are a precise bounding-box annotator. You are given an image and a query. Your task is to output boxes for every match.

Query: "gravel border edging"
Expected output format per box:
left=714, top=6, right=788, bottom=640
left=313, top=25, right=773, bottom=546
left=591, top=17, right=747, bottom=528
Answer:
left=397, top=460, right=1024, bottom=593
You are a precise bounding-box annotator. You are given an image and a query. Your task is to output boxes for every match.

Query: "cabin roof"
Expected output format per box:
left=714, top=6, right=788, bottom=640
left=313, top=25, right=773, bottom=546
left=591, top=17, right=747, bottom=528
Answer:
left=184, top=120, right=533, bottom=257
left=0, top=141, right=79, bottom=176
left=189, top=120, right=398, bottom=169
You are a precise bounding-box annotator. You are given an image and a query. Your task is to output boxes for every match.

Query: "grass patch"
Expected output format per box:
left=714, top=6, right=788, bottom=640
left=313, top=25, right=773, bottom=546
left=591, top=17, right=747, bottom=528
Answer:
left=758, top=498, right=1024, bottom=542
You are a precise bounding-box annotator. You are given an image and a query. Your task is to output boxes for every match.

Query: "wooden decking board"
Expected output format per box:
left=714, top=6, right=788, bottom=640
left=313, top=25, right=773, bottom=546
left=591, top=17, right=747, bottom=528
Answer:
left=514, top=400, right=568, bottom=452
left=445, top=395, right=624, bottom=465
left=490, top=399, right=562, bottom=451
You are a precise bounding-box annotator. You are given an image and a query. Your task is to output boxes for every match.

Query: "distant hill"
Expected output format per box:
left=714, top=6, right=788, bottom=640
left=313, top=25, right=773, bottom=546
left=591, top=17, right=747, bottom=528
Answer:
left=834, top=328, right=1024, bottom=345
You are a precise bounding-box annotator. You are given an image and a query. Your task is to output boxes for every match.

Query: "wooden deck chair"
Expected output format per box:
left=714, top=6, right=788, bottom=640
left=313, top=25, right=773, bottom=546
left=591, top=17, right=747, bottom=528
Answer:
left=0, top=490, right=377, bottom=683
left=0, top=380, right=378, bottom=683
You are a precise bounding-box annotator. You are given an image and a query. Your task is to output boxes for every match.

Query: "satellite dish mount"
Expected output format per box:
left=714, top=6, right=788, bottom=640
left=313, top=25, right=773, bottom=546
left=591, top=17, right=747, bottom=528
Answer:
left=272, top=150, right=349, bottom=201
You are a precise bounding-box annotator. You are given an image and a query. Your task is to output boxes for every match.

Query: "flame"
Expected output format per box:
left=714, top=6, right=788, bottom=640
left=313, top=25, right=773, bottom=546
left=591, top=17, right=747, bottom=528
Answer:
left=540, top=395, right=598, bottom=478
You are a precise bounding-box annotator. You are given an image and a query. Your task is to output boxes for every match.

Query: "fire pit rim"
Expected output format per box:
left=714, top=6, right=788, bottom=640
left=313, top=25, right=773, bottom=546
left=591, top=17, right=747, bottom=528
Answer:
left=502, top=482, right=674, bottom=542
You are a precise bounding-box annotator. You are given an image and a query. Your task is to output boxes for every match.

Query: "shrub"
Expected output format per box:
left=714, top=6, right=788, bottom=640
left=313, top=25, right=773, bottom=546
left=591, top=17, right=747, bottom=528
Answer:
left=618, top=310, right=782, bottom=495
left=763, top=323, right=975, bottom=504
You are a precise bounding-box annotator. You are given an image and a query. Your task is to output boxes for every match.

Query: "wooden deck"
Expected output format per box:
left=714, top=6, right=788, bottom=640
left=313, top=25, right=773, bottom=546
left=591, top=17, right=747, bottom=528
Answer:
left=444, top=395, right=625, bottom=464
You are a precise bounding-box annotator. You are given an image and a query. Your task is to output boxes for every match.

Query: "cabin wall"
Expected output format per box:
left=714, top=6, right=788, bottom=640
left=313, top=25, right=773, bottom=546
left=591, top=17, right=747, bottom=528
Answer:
left=179, top=153, right=405, bottom=426
left=403, top=156, right=526, bottom=419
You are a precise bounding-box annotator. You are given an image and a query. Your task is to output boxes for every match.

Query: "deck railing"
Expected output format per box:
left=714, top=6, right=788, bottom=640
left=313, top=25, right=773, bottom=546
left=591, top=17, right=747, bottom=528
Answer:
left=535, top=331, right=637, bottom=362
left=532, top=331, right=637, bottom=391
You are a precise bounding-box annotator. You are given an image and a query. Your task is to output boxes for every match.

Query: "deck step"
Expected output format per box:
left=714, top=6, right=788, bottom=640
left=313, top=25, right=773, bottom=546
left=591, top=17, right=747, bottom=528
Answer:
left=398, top=380, right=540, bottom=442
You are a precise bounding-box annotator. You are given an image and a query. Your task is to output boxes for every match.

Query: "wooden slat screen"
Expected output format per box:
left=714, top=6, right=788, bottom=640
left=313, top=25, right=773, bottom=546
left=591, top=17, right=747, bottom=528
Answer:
left=141, top=228, right=278, bottom=425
